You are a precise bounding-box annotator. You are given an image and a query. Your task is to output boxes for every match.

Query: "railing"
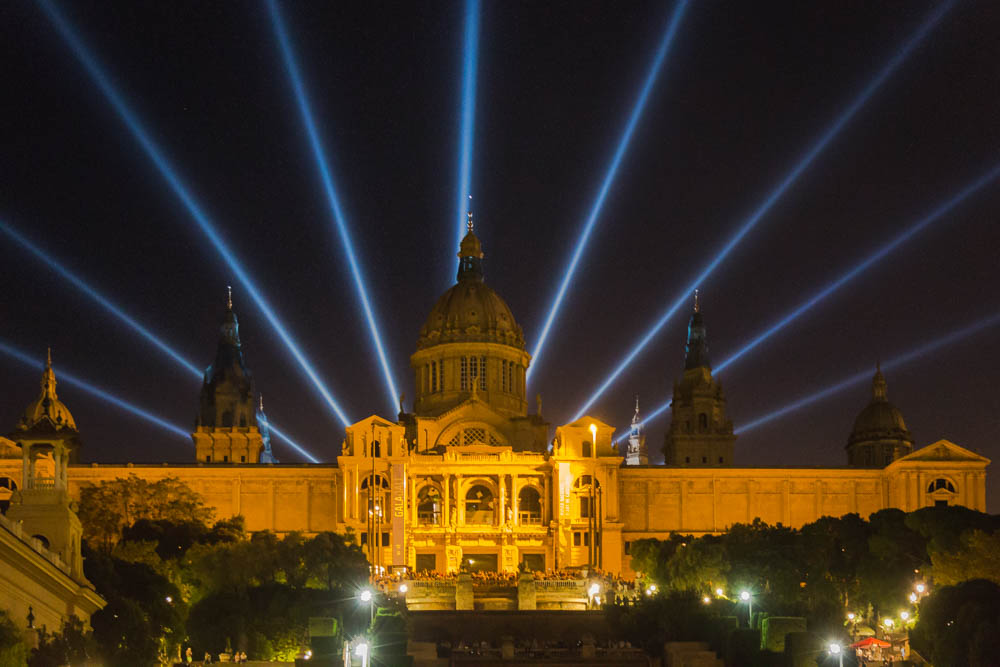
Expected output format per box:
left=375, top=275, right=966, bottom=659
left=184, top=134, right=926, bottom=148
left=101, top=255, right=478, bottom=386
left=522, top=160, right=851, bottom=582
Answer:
left=31, top=476, right=56, bottom=490
left=417, top=511, right=441, bottom=525
left=458, top=453, right=500, bottom=462
left=518, top=511, right=543, bottom=525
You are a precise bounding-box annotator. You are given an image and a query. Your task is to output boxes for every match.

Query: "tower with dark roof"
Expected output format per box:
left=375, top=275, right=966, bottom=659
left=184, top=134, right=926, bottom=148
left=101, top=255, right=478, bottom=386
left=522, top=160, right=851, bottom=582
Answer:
left=663, top=294, right=736, bottom=467
left=192, top=290, right=264, bottom=463
left=847, top=365, right=913, bottom=467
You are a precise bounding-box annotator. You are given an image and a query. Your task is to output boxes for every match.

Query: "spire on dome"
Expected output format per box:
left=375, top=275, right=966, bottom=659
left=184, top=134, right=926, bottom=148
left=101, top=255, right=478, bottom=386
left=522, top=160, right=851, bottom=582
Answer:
left=872, top=363, right=888, bottom=402
left=42, top=347, right=57, bottom=401
left=684, top=292, right=710, bottom=370
left=632, top=394, right=641, bottom=425
left=457, top=198, right=485, bottom=282
left=226, top=285, right=233, bottom=311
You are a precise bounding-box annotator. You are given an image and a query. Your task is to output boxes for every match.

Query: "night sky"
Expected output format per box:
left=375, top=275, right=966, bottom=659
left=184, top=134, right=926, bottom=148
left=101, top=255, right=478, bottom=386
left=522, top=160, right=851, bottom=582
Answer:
left=2, top=1, right=999, bottom=511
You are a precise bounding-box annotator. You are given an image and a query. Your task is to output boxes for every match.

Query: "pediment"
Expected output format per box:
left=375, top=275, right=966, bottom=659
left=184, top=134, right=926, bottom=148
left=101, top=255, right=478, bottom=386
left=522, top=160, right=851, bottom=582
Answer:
left=890, top=439, right=990, bottom=465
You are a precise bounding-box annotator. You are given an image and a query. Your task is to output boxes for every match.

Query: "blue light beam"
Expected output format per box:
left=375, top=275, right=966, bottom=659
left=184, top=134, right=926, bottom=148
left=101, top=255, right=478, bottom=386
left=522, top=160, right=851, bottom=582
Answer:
left=266, top=0, right=400, bottom=414
left=573, top=0, right=956, bottom=421
left=0, top=218, right=321, bottom=462
left=268, top=423, right=320, bottom=464
left=529, top=0, right=690, bottom=382
left=738, top=310, right=1000, bottom=434
left=39, top=0, right=352, bottom=427
left=0, top=219, right=201, bottom=377
left=454, top=0, right=481, bottom=265
left=0, top=339, right=189, bottom=439
left=715, top=161, right=1000, bottom=376
left=613, top=160, right=1000, bottom=444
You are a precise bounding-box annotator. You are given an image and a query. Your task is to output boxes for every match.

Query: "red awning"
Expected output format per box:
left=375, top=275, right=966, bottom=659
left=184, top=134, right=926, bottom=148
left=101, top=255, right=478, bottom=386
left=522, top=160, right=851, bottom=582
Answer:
left=850, top=637, right=892, bottom=649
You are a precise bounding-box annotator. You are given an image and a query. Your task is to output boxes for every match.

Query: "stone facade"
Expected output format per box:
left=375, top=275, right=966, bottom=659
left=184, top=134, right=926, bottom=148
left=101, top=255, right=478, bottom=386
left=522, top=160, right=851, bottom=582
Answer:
left=0, top=225, right=989, bottom=580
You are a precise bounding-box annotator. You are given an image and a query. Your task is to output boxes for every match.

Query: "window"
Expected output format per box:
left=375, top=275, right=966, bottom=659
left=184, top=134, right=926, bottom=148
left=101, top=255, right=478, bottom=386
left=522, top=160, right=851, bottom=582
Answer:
left=465, top=485, right=495, bottom=524
left=33, top=535, right=49, bottom=549
left=223, top=455, right=229, bottom=463
left=431, top=361, right=439, bottom=392
left=685, top=456, right=690, bottom=463
left=579, top=496, right=592, bottom=518
left=508, top=363, right=514, bottom=394
left=241, top=455, right=246, bottom=463
left=521, top=553, right=545, bottom=571
left=418, top=485, right=442, bottom=525
left=518, top=486, right=542, bottom=524
left=381, top=532, right=390, bottom=546
left=582, top=441, right=592, bottom=457
left=469, top=357, right=478, bottom=389
left=927, top=478, right=956, bottom=493
left=573, top=532, right=582, bottom=546
left=415, top=553, right=436, bottom=572
left=501, top=360, right=508, bottom=392
left=206, top=455, right=211, bottom=462
left=460, top=357, right=468, bottom=390
left=718, top=456, right=724, bottom=464
left=624, top=541, right=631, bottom=555
left=360, top=532, right=368, bottom=546
left=698, top=413, right=708, bottom=430
left=702, top=456, right=707, bottom=464
left=479, top=356, right=487, bottom=390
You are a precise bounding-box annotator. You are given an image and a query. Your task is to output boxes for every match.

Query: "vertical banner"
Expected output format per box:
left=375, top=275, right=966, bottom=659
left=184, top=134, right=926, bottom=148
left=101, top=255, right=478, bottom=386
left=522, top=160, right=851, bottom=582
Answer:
left=391, top=463, right=405, bottom=568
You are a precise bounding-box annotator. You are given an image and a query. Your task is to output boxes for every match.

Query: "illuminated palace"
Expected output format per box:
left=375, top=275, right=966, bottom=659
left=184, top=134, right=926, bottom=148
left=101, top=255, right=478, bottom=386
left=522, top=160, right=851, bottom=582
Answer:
left=0, top=221, right=989, bottom=579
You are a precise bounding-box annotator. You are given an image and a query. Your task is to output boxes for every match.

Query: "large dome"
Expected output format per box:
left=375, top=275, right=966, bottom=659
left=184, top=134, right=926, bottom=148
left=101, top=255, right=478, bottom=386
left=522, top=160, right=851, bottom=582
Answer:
left=848, top=367, right=911, bottom=447
left=416, top=228, right=525, bottom=351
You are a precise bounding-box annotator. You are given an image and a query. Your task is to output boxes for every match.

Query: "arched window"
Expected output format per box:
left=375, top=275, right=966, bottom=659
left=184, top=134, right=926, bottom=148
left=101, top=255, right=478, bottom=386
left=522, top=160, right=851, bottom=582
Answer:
left=518, top=486, right=542, bottom=525
left=33, top=534, right=50, bottom=549
left=698, top=413, right=708, bottom=431
left=927, top=478, right=956, bottom=494
left=417, top=485, right=442, bottom=525
left=360, top=475, right=391, bottom=520
left=465, top=485, right=495, bottom=525
left=0, top=477, right=16, bottom=515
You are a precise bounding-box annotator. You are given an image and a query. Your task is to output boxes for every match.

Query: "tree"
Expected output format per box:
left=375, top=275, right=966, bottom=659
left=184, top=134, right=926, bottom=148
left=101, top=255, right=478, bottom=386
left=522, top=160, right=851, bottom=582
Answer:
left=930, top=529, right=1000, bottom=586
left=910, top=579, right=1000, bottom=667
left=28, top=617, right=96, bottom=667
left=0, top=609, right=28, bottom=667
left=78, top=475, right=214, bottom=550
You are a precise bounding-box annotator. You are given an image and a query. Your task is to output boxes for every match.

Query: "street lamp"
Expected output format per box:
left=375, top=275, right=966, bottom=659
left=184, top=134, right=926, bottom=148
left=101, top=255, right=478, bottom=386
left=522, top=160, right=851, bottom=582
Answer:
left=359, top=589, right=374, bottom=624
left=900, top=611, right=909, bottom=621
left=355, top=641, right=369, bottom=667
left=399, top=583, right=408, bottom=595
left=715, top=587, right=724, bottom=597
left=702, top=596, right=711, bottom=605
left=740, top=590, right=753, bottom=626
left=915, top=583, right=926, bottom=594
left=828, top=643, right=843, bottom=667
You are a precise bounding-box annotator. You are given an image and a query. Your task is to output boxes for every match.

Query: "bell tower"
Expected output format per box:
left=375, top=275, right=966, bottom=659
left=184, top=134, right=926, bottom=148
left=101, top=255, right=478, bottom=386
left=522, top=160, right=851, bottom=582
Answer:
left=625, top=396, right=648, bottom=465
left=7, top=350, right=86, bottom=579
left=192, top=289, right=264, bottom=463
left=663, top=293, right=736, bottom=467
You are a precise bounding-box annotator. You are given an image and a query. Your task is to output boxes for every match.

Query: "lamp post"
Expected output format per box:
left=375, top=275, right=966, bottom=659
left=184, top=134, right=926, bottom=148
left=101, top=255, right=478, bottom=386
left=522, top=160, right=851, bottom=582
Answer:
left=360, top=589, right=374, bottom=625
left=588, top=423, right=597, bottom=570
left=355, top=641, right=369, bottom=667
left=740, top=590, right=752, bottom=627
left=828, top=643, right=843, bottom=667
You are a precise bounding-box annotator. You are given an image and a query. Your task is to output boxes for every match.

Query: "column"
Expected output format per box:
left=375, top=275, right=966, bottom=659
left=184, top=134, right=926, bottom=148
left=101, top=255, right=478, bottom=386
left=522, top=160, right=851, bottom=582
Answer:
left=21, top=445, right=30, bottom=490
left=499, top=474, right=507, bottom=525
left=443, top=474, right=451, bottom=526
left=512, top=474, right=519, bottom=526
left=410, top=476, right=418, bottom=525
left=53, top=449, right=63, bottom=489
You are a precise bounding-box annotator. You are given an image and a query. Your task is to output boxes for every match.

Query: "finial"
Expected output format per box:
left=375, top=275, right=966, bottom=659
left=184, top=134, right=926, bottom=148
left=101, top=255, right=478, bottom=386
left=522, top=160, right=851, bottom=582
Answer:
left=46, top=347, right=52, bottom=368
left=634, top=394, right=640, bottom=415
left=259, top=394, right=264, bottom=412
left=226, top=285, right=233, bottom=310
left=693, top=289, right=700, bottom=312
left=467, top=195, right=474, bottom=234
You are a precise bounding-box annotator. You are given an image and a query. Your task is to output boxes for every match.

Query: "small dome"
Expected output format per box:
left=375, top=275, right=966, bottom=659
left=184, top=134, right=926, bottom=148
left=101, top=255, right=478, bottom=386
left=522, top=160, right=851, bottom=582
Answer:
left=18, top=350, right=77, bottom=432
left=848, top=367, right=911, bottom=447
